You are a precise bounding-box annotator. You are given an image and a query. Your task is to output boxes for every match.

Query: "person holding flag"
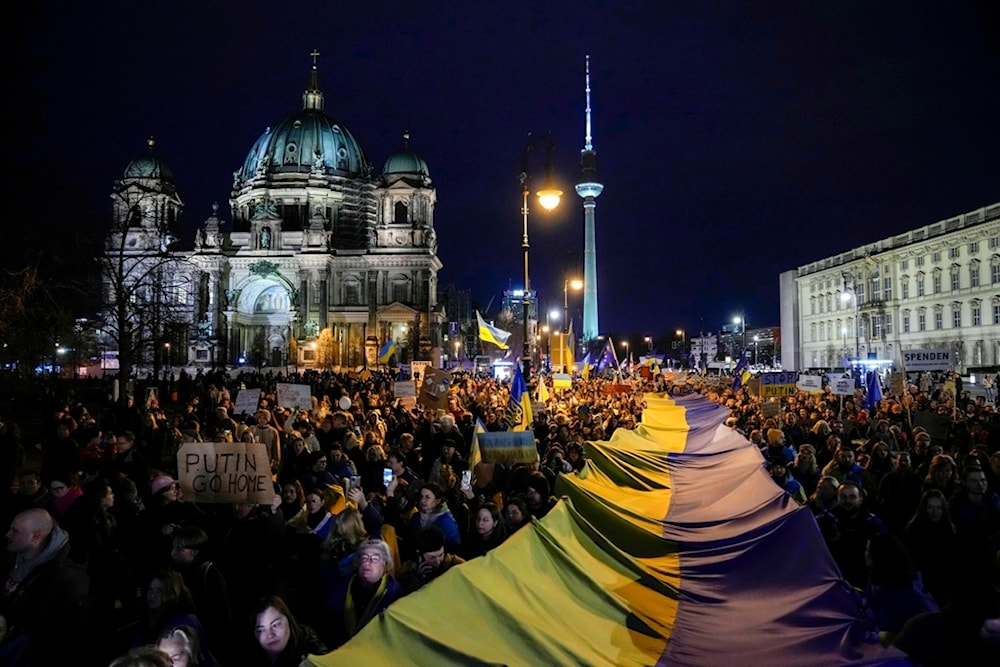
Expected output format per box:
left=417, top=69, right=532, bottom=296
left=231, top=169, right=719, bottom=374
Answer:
left=504, top=364, right=533, bottom=432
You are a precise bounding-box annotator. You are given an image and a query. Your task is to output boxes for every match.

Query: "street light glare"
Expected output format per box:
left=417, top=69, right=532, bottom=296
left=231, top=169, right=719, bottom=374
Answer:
left=569, top=279, right=583, bottom=290
left=536, top=188, right=562, bottom=211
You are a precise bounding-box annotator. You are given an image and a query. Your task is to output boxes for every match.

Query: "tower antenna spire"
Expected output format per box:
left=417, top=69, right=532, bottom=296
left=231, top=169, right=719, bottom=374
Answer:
left=584, top=54, right=593, bottom=152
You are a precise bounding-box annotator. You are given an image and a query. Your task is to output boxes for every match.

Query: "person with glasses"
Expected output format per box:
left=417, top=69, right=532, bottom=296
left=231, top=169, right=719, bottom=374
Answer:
left=323, top=538, right=402, bottom=648
left=46, top=471, right=83, bottom=521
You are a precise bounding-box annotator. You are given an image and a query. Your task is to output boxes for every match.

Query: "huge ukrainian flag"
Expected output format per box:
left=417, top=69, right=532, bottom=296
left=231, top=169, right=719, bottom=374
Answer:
left=309, top=393, right=908, bottom=666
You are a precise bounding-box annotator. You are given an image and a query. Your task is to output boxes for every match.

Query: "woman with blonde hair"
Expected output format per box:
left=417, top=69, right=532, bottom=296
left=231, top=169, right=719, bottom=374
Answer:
left=790, top=444, right=820, bottom=498
left=323, top=539, right=403, bottom=648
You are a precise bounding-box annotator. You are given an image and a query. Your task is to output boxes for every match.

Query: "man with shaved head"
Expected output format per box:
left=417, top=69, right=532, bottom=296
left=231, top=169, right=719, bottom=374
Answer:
left=3, top=508, right=90, bottom=664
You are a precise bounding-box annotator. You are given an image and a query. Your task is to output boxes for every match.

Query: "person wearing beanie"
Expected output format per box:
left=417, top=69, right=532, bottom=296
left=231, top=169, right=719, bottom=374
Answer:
left=524, top=472, right=558, bottom=520
left=764, top=429, right=797, bottom=467
left=767, top=457, right=807, bottom=504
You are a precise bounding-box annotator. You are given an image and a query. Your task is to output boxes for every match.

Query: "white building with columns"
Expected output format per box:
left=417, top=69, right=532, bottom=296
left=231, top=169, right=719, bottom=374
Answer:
left=780, top=202, right=1000, bottom=373
left=102, top=61, right=443, bottom=370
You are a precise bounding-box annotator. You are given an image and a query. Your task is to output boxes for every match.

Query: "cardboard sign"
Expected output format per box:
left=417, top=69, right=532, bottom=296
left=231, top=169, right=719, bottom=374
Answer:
left=760, top=401, right=782, bottom=419
left=477, top=431, right=538, bottom=464
left=602, top=384, right=634, bottom=395
left=417, top=367, right=452, bottom=412
left=233, top=388, right=260, bottom=416
left=177, top=442, right=273, bottom=504
left=410, top=360, right=431, bottom=383
left=394, top=381, right=417, bottom=398
left=796, top=375, right=823, bottom=393
left=276, top=383, right=312, bottom=409
left=830, top=377, right=856, bottom=396
left=889, top=371, right=906, bottom=397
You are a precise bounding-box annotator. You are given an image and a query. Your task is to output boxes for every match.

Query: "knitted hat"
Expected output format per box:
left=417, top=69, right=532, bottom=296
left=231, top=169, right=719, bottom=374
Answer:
left=767, top=428, right=784, bottom=445
left=150, top=474, right=177, bottom=495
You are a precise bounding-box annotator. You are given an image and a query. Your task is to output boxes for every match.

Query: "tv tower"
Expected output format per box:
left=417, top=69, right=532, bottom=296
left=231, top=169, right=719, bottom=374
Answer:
left=575, top=55, right=603, bottom=343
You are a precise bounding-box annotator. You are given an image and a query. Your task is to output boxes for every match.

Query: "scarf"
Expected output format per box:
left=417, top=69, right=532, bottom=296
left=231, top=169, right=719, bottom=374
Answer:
left=343, top=574, right=389, bottom=637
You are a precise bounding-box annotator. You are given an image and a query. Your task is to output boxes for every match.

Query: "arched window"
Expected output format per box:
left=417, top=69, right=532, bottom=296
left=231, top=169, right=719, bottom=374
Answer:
left=343, top=277, right=362, bottom=305
left=391, top=274, right=411, bottom=303
left=394, top=201, right=408, bottom=224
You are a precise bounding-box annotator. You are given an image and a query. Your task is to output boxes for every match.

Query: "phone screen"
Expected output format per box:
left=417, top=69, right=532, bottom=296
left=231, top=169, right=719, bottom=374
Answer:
left=461, top=469, right=472, bottom=488
left=382, top=468, right=393, bottom=487
left=350, top=476, right=361, bottom=490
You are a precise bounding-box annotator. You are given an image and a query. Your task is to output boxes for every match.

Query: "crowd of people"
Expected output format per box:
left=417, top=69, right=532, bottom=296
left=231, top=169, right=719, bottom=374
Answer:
left=1, top=365, right=998, bottom=665
left=0, top=368, right=643, bottom=666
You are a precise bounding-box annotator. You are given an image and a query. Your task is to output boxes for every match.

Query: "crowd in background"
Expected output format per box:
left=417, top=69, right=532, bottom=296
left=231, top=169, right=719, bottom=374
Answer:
left=1, top=366, right=998, bottom=666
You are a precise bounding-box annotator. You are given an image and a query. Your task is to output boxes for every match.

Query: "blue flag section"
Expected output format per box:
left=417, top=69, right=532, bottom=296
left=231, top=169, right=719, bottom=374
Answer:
left=731, top=351, right=751, bottom=391
left=595, top=336, right=620, bottom=374
left=865, top=371, right=883, bottom=411
left=504, top=363, right=533, bottom=432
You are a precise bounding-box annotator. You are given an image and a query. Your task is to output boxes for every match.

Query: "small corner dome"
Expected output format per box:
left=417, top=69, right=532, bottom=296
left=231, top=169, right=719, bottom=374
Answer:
left=383, top=148, right=429, bottom=177
left=123, top=154, right=175, bottom=183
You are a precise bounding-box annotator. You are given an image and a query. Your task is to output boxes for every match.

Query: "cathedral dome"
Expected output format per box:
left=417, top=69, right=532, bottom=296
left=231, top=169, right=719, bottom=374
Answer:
left=383, top=144, right=429, bottom=177
left=238, top=108, right=367, bottom=181
left=123, top=139, right=175, bottom=183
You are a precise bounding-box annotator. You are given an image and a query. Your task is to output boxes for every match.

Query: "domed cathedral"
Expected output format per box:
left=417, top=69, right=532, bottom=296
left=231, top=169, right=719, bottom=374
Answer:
left=107, top=56, right=444, bottom=371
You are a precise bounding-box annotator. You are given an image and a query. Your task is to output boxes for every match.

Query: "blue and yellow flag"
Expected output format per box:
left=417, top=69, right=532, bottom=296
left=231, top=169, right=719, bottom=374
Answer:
left=732, top=351, right=751, bottom=391
left=377, top=339, right=396, bottom=365
left=468, top=417, right=486, bottom=470
left=477, top=310, right=511, bottom=350
left=504, top=364, right=533, bottom=432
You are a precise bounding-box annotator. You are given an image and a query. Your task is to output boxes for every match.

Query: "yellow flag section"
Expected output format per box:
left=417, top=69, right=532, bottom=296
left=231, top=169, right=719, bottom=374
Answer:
left=311, top=395, right=690, bottom=667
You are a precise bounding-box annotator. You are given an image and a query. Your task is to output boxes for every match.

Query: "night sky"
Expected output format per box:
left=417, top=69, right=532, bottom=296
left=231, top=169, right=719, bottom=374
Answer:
left=13, top=1, right=1000, bottom=344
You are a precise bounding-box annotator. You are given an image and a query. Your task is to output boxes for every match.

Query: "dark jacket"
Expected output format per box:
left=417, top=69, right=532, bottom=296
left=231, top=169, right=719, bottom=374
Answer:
left=1, top=525, right=91, bottom=665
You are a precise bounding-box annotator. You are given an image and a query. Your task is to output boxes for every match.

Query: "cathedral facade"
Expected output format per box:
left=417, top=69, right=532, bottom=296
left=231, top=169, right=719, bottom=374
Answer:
left=103, top=63, right=444, bottom=371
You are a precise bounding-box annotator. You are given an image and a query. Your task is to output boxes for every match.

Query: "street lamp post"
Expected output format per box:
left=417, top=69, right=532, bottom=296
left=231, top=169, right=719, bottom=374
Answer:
left=620, top=339, right=629, bottom=371
left=753, top=335, right=759, bottom=366
left=563, top=278, right=583, bottom=334
left=519, top=133, right=562, bottom=382
left=675, top=329, right=685, bottom=368
left=842, top=272, right=860, bottom=362
left=733, top=316, right=746, bottom=357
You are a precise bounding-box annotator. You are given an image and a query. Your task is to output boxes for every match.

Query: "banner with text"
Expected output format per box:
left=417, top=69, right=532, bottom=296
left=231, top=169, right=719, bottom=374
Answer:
left=902, top=348, right=953, bottom=372
left=233, top=388, right=261, bottom=416
left=829, top=377, right=856, bottom=396
left=178, top=442, right=273, bottom=504
left=477, top=431, right=539, bottom=464
left=276, top=383, right=312, bottom=409
left=795, top=375, right=824, bottom=393
left=760, top=371, right=798, bottom=398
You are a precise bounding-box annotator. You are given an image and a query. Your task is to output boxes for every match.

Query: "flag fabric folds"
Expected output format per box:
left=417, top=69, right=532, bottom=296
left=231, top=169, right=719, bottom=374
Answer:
left=313, top=393, right=905, bottom=667
left=731, top=351, right=751, bottom=391
left=377, top=339, right=396, bottom=364
left=476, top=310, right=511, bottom=350
left=468, top=417, right=486, bottom=470
left=594, top=336, right=620, bottom=374
left=536, top=376, right=550, bottom=404
left=504, top=364, right=533, bottom=432
left=865, top=371, right=883, bottom=411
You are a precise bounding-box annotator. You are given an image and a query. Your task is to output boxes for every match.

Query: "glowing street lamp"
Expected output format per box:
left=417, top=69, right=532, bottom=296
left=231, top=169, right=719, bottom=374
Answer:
left=563, top=278, right=583, bottom=334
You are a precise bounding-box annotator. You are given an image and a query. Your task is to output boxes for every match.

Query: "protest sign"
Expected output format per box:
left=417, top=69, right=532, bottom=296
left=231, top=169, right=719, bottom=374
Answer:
left=902, top=348, right=952, bottom=372
left=830, top=377, right=855, bottom=396
left=417, top=367, right=451, bottom=412
left=177, top=442, right=273, bottom=504
left=233, top=388, right=260, bottom=416
left=796, top=375, right=823, bottom=393
left=760, top=401, right=782, bottom=419
left=410, top=360, right=431, bottom=383
left=276, top=383, right=312, bottom=409
left=760, top=372, right=797, bottom=398
left=477, top=431, right=538, bottom=464
left=394, top=381, right=417, bottom=398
